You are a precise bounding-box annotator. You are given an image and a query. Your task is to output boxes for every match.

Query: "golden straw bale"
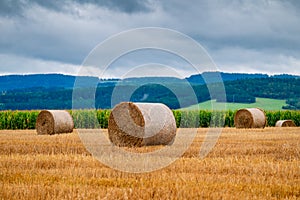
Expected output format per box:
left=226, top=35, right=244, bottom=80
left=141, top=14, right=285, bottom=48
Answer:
left=108, top=102, right=176, bottom=147
left=275, top=120, right=296, bottom=127
left=234, top=108, right=266, bottom=128
left=36, top=110, right=74, bottom=135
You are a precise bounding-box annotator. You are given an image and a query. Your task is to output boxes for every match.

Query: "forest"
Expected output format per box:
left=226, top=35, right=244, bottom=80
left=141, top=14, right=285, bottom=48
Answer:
left=0, top=76, right=299, bottom=110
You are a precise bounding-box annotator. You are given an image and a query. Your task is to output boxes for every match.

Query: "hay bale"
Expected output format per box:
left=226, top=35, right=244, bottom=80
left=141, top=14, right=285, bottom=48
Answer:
left=108, top=102, right=176, bottom=147
left=36, top=110, right=74, bottom=135
left=234, top=108, right=266, bottom=128
left=275, top=120, right=296, bottom=127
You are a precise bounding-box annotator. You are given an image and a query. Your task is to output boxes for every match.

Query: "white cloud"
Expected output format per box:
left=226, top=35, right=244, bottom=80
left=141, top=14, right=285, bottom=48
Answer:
left=0, top=54, right=80, bottom=75
left=212, top=47, right=300, bottom=75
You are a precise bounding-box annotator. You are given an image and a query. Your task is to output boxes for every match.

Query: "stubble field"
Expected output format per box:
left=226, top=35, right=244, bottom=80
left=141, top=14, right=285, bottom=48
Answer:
left=0, top=128, right=299, bottom=199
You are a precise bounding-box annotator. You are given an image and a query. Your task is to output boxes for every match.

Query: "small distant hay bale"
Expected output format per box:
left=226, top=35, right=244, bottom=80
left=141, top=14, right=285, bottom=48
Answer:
left=36, top=110, right=74, bottom=135
left=108, top=102, right=176, bottom=147
left=275, top=120, right=296, bottom=127
left=234, top=108, right=266, bottom=128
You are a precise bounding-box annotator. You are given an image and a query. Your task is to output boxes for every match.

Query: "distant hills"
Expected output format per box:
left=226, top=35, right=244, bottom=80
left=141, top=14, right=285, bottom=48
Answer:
left=0, top=72, right=299, bottom=110
left=0, top=74, right=97, bottom=91
left=0, top=72, right=299, bottom=91
left=186, top=72, right=300, bottom=84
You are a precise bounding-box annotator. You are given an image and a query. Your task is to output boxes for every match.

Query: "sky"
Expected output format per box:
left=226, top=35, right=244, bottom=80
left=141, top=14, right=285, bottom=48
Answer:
left=0, top=0, right=300, bottom=78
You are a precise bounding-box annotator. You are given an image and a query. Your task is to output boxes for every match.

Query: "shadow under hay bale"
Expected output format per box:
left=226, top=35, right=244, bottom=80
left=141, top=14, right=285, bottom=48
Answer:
left=108, top=102, right=176, bottom=147
left=234, top=108, right=266, bottom=129
left=36, top=110, right=74, bottom=135
left=275, top=120, right=296, bottom=127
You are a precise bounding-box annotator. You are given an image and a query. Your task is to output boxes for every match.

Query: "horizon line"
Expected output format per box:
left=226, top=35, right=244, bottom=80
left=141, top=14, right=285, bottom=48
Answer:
left=0, top=71, right=299, bottom=79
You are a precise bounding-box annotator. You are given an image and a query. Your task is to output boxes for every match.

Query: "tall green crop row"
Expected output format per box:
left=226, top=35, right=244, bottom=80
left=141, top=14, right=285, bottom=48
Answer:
left=210, top=111, right=226, bottom=127
left=174, top=110, right=300, bottom=128
left=70, top=110, right=111, bottom=129
left=265, top=110, right=300, bottom=126
left=0, top=110, right=39, bottom=129
left=224, top=110, right=236, bottom=127
left=175, top=110, right=233, bottom=128
left=96, top=110, right=111, bottom=128
left=179, top=110, right=199, bottom=128
left=199, top=110, right=211, bottom=127
left=172, top=110, right=181, bottom=128
left=0, top=110, right=299, bottom=130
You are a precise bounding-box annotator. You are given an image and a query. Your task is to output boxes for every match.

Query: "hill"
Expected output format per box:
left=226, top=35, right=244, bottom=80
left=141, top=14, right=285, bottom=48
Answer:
left=0, top=72, right=299, bottom=110
left=0, top=74, right=101, bottom=91
left=1, top=72, right=299, bottom=92
left=186, top=72, right=299, bottom=84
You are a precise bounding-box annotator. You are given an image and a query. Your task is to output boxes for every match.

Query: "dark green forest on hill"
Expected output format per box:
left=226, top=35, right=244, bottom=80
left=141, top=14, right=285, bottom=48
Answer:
left=217, top=78, right=300, bottom=107
left=0, top=76, right=299, bottom=110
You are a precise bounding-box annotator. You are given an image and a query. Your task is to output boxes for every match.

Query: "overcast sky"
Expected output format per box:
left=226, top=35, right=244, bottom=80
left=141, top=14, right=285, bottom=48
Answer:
left=0, top=0, right=300, bottom=77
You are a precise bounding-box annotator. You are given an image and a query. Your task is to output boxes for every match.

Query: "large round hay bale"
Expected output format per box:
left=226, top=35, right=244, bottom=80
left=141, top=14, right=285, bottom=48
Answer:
left=36, top=110, right=74, bottom=135
left=275, top=120, right=296, bottom=127
left=108, top=102, right=176, bottom=147
left=234, top=108, right=266, bottom=128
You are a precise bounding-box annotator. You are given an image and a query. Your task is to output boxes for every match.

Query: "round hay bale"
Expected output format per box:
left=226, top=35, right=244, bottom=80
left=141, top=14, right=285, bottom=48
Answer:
left=36, top=110, right=74, bottom=135
left=275, top=120, right=296, bottom=127
left=108, top=102, right=176, bottom=147
left=234, top=108, right=266, bottom=128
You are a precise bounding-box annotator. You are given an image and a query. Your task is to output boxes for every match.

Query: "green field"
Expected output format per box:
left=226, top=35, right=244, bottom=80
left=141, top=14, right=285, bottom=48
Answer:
left=184, top=98, right=288, bottom=111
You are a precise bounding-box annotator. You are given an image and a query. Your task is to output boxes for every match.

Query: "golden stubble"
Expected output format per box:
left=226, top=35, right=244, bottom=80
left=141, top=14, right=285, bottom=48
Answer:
left=0, top=128, right=299, bottom=200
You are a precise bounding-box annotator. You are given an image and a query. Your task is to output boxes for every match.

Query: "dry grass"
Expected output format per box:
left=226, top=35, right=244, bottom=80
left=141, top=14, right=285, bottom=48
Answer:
left=0, top=128, right=299, bottom=199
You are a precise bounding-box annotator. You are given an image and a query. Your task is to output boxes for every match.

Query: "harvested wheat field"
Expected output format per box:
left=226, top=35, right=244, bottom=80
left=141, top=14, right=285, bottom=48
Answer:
left=0, top=128, right=299, bottom=200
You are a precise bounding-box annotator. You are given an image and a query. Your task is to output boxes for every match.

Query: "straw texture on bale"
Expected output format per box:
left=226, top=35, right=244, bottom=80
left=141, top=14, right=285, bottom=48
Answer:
left=275, top=120, right=296, bottom=127
left=234, top=108, right=266, bottom=128
left=108, top=102, right=176, bottom=147
left=36, top=110, right=74, bottom=135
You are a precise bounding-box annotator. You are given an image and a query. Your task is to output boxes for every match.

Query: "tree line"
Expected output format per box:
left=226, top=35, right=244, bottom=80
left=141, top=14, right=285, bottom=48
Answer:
left=0, top=77, right=299, bottom=110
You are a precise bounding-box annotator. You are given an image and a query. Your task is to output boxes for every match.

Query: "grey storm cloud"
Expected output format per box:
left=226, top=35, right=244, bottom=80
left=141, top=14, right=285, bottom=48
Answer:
left=0, top=0, right=300, bottom=76
left=0, top=0, right=152, bottom=17
left=0, top=0, right=157, bottom=65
